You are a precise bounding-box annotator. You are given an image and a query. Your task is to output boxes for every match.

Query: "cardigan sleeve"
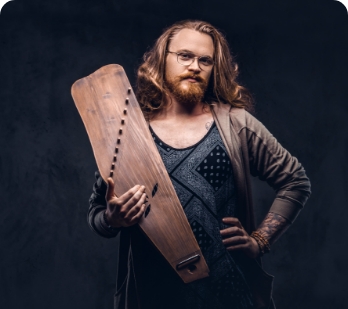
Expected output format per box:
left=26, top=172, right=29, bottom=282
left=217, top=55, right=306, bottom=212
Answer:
left=243, top=112, right=311, bottom=223
left=87, top=171, right=121, bottom=238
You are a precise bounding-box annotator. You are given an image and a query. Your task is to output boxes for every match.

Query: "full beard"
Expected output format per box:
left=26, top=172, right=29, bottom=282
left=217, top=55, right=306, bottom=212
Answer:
left=165, top=73, right=208, bottom=105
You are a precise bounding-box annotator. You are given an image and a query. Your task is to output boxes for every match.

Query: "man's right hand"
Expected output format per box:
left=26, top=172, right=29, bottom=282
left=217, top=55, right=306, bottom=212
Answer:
left=104, top=177, right=147, bottom=228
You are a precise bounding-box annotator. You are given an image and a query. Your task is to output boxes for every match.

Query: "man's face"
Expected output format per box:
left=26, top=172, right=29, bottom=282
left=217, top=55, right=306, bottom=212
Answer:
left=165, top=28, right=214, bottom=105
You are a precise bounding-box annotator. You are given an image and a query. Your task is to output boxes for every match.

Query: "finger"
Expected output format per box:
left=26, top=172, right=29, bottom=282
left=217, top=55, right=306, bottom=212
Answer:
left=222, top=217, right=243, bottom=229
left=106, top=177, right=117, bottom=201
left=222, top=236, right=248, bottom=246
left=226, top=244, right=248, bottom=251
left=121, top=186, right=146, bottom=211
left=117, top=186, right=146, bottom=218
left=220, top=226, right=243, bottom=237
left=128, top=203, right=147, bottom=225
left=117, top=185, right=144, bottom=205
left=124, top=193, right=147, bottom=219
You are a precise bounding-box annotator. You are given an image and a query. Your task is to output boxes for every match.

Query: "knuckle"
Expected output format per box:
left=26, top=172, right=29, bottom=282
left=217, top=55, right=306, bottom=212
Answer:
left=133, top=205, right=141, bottom=212
left=124, top=198, right=135, bottom=208
left=224, top=228, right=232, bottom=234
left=226, top=227, right=233, bottom=233
left=227, top=238, right=235, bottom=245
left=118, top=209, right=127, bottom=217
left=131, top=193, right=141, bottom=203
left=127, top=192, right=136, bottom=201
left=235, top=236, right=242, bottom=243
left=126, top=188, right=138, bottom=199
left=137, top=197, right=143, bottom=205
left=130, top=185, right=140, bottom=192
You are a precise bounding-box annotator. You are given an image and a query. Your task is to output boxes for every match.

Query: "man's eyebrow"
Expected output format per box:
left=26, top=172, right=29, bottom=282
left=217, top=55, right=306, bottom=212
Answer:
left=176, top=49, right=194, bottom=54
left=176, top=49, right=213, bottom=58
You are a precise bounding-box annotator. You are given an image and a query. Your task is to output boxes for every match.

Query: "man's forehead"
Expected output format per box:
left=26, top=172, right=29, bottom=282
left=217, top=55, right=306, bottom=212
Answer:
left=168, top=28, right=214, bottom=56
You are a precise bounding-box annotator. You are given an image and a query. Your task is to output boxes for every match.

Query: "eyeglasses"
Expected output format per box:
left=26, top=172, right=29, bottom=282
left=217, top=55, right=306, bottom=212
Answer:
left=167, top=51, right=214, bottom=70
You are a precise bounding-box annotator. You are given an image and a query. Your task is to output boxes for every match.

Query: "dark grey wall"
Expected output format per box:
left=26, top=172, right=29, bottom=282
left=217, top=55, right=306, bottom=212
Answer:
left=1, top=0, right=347, bottom=308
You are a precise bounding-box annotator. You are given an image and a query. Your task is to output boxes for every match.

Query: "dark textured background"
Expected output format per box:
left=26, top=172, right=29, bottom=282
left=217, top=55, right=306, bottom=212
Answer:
left=1, top=0, right=347, bottom=308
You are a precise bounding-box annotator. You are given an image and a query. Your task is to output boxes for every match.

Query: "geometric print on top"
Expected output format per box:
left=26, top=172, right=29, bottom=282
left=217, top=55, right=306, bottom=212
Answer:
left=196, top=145, right=232, bottom=191
left=190, top=220, right=214, bottom=253
left=150, top=122, right=254, bottom=309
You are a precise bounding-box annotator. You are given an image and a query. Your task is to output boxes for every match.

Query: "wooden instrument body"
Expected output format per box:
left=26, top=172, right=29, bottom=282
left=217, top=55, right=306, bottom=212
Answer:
left=71, top=64, right=209, bottom=283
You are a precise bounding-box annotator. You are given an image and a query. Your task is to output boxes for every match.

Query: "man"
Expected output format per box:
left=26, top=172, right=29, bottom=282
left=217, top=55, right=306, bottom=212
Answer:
left=88, top=20, right=311, bottom=309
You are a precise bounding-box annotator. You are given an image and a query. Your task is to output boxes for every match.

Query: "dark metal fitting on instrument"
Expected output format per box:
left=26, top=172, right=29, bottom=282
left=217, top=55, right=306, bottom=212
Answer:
left=176, top=254, right=201, bottom=271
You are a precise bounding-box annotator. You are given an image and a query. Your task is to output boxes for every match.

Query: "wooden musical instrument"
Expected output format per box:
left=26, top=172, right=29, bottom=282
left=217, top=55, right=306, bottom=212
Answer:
left=71, top=64, right=209, bottom=283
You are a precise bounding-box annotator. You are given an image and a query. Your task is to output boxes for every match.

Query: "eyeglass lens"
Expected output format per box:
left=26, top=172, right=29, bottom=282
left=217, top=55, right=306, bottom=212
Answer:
left=177, top=53, right=213, bottom=67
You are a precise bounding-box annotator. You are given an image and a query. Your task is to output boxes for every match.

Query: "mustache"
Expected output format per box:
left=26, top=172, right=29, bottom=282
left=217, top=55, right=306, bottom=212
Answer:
left=178, top=73, right=205, bottom=83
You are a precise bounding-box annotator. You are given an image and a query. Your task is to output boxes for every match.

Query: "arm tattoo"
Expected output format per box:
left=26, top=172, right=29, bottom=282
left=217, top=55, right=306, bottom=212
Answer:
left=205, top=121, right=213, bottom=130
left=256, top=212, right=291, bottom=245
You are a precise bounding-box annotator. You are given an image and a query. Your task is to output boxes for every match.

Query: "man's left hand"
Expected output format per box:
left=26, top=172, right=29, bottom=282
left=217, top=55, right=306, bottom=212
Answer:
left=220, top=217, right=260, bottom=259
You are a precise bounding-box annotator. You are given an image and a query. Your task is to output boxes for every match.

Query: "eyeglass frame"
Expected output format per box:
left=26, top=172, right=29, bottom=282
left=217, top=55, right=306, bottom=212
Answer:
left=166, top=50, right=214, bottom=71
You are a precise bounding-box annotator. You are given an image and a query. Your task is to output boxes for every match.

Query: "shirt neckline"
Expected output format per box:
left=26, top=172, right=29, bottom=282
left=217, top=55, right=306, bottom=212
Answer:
left=149, top=121, right=216, bottom=151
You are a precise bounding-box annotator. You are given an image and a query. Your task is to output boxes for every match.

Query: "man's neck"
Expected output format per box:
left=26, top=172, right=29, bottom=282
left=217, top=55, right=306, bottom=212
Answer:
left=149, top=96, right=213, bottom=149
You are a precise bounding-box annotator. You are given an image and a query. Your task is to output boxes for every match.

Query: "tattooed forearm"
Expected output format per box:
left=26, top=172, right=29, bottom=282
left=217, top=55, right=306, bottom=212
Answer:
left=256, top=212, right=291, bottom=245
left=205, top=121, right=213, bottom=130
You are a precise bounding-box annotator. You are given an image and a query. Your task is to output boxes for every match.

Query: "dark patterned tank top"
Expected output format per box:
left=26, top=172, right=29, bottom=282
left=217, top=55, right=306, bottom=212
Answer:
left=150, top=122, right=254, bottom=309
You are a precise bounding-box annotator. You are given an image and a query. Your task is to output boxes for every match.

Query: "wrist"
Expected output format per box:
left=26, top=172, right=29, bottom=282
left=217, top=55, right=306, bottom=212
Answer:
left=250, top=231, right=271, bottom=257
left=103, top=210, right=121, bottom=230
left=250, top=237, right=260, bottom=257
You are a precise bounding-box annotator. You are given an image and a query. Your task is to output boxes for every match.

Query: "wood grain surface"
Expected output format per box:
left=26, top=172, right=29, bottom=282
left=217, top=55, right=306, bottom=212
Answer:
left=71, top=64, right=209, bottom=283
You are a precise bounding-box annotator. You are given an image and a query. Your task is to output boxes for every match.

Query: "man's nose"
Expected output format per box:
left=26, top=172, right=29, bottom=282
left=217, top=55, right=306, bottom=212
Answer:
left=187, top=57, right=201, bottom=72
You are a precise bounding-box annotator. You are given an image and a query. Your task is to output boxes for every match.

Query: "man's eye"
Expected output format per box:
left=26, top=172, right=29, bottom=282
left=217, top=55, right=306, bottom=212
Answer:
left=178, top=53, right=193, bottom=60
left=199, top=57, right=213, bottom=66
